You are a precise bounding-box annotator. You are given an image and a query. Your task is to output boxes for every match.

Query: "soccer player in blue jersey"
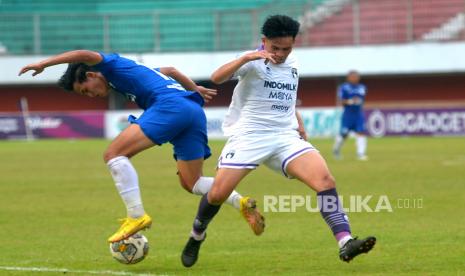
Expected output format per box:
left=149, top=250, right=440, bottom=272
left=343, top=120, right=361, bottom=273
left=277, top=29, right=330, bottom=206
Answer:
left=333, top=70, right=368, bottom=160
left=18, top=50, right=265, bottom=242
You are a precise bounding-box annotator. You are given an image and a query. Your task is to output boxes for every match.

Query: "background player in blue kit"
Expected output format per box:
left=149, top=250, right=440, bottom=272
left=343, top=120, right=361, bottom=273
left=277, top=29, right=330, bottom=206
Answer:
left=333, top=70, right=369, bottom=161
left=18, top=50, right=263, bottom=242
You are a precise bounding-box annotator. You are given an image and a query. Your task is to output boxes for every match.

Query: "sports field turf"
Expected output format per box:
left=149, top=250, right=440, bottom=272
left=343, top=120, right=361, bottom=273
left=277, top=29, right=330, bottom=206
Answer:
left=0, top=137, right=464, bottom=275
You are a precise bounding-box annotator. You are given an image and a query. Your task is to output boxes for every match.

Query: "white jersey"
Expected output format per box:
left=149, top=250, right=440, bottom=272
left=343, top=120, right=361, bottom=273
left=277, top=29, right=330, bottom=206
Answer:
left=222, top=50, right=299, bottom=137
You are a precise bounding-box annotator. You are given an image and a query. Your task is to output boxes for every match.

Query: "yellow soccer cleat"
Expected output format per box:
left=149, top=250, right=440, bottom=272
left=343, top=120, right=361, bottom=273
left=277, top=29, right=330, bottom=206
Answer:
left=240, top=197, right=265, bottom=236
left=108, top=213, right=152, bottom=243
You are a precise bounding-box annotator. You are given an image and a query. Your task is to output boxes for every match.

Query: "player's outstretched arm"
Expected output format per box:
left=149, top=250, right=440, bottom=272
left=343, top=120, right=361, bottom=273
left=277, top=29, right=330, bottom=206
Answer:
left=211, top=50, right=277, bottom=84
left=159, top=67, right=217, bottom=102
left=18, top=50, right=103, bottom=77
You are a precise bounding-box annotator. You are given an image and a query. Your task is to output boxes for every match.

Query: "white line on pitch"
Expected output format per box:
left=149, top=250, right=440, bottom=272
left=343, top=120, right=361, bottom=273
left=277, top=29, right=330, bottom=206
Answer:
left=0, top=266, right=169, bottom=276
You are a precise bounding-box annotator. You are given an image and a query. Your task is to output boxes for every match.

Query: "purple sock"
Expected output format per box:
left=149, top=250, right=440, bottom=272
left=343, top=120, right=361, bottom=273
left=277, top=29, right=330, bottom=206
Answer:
left=317, top=188, right=351, bottom=241
left=192, top=193, right=221, bottom=235
left=335, top=231, right=352, bottom=242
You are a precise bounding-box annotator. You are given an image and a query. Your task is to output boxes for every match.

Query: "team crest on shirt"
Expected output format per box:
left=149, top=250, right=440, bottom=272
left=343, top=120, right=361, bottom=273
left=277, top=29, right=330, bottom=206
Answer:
left=126, top=93, right=137, bottom=102
left=225, top=150, right=235, bottom=159
left=291, top=68, right=298, bottom=78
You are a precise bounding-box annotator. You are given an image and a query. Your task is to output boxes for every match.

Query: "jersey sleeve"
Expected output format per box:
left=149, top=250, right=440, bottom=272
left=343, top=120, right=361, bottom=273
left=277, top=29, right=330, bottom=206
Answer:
left=92, top=53, right=120, bottom=73
left=337, top=85, right=346, bottom=100
left=232, top=51, right=255, bottom=79
left=361, top=84, right=367, bottom=96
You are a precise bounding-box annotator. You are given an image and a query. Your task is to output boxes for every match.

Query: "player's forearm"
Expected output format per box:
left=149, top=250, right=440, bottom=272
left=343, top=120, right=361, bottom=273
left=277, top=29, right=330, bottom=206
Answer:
left=211, top=56, right=249, bottom=84
left=160, top=67, right=198, bottom=92
left=342, top=99, right=355, bottom=105
left=38, top=50, right=101, bottom=68
left=296, top=111, right=308, bottom=140
left=296, top=111, right=305, bottom=132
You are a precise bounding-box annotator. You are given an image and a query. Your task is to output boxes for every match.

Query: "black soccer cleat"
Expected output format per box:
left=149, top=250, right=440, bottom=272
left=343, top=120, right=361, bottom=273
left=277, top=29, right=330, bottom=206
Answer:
left=181, top=233, right=206, bottom=267
left=339, top=236, right=376, bottom=263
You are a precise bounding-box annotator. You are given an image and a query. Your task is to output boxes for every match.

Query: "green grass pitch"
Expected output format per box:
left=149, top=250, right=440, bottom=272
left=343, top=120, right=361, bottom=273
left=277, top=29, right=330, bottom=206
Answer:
left=0, top=137, right=464, bottom=275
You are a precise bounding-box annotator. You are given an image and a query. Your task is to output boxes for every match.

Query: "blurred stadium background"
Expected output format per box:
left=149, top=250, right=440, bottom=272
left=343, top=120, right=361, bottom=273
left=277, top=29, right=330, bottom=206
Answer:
left=0, top=0, right=464, bottom=140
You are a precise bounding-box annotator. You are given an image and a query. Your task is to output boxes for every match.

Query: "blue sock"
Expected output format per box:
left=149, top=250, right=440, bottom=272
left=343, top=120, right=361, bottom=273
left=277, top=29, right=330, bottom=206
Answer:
left=192, top=193, right=221, bottom=237
left=317, top=188, right=351, bottom=238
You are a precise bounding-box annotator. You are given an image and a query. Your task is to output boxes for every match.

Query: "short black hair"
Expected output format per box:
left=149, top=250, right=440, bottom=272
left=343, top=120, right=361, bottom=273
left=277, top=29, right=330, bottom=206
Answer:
left=57, top=63, right=97, bottom=91
left=348, top=69, right=359, bottom=75
left=261, top=15, right=300, bottom=39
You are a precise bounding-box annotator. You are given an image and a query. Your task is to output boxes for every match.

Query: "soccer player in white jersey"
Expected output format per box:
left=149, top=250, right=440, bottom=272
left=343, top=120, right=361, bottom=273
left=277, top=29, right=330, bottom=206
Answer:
left=181, top=15, right=376, bottom=267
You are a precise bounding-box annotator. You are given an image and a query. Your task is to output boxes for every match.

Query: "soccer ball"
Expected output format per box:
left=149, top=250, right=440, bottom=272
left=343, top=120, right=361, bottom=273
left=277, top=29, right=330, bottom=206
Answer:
left=109, top=233, right=149, bottom=264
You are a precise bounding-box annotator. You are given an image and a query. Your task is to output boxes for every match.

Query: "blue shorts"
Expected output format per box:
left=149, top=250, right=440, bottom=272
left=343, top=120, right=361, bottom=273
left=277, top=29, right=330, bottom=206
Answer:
left=128, top=96, right=211, bottom=161
left=340, top=111, right=365, bottom=136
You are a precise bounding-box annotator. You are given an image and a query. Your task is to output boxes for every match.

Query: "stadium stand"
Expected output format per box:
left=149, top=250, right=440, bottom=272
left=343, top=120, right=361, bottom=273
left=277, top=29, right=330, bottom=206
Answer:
left=1, top=0, right=463, bottom=54
left=0, top=0, right=315, bottom=54
left=298, top=0, right=465, bottom=46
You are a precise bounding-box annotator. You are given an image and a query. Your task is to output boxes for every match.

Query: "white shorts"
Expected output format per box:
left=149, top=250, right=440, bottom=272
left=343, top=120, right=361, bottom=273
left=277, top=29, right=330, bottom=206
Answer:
left=217, top=131, right=318, bottom=178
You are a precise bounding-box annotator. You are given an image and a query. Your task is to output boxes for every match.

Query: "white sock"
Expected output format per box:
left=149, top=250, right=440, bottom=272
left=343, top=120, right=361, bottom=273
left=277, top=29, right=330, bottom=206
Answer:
left=333, top=135, right=344, bottom=153
left=356, top=135, right=367, bottom=157
left=338, top=235, right=353, bottom=248
left=192, top=176, right=242, bottom=210
left=190, top=229, right=206, bottom=241
left=107, top=156, right=145, bottom=218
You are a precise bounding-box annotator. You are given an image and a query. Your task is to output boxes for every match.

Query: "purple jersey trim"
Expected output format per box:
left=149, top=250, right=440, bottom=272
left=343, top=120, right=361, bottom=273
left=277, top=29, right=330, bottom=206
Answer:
left=219, top=161, right=259, bottom=167
left=281, top=147, right=314, bottom=177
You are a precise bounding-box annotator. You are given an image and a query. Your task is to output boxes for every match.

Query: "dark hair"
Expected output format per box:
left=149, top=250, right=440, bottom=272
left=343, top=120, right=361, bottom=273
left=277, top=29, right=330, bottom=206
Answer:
left=347, top=70, right=360, bottom=77
left=57, top=63, right=97, bottom=91
left=261, top=15, right=300, bottom=39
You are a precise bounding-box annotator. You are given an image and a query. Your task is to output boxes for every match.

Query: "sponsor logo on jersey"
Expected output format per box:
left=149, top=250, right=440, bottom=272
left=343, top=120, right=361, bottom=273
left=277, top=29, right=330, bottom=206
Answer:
left=263, top=80, right=296, bottom=91
left=268, top=91, right=293, bottom=101
left=271, top=104, right=290, bottom=112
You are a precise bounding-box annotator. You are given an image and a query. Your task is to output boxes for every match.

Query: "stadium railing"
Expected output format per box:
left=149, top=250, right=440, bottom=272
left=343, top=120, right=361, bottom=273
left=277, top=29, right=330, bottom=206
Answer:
left=0, top=0, right=464, bottom=55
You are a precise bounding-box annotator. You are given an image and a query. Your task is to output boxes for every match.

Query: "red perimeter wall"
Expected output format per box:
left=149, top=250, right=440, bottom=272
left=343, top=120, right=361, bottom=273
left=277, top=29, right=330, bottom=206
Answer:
left=0, top=74, right=464, bottom=112
left=208, top=73, right=465, bottom=107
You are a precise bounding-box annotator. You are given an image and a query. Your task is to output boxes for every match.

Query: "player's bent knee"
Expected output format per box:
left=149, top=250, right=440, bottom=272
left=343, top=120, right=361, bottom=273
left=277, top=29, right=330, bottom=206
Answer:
left=103, top=148, right=128, bottom=163
left=316, top=174, right=336, bottom=192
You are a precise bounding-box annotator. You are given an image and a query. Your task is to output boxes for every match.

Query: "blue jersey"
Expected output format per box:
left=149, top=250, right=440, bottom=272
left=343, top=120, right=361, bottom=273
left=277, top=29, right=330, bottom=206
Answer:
left=93, top=53, right=203, bottom=110
left=338, top=82, right=366, bottom=114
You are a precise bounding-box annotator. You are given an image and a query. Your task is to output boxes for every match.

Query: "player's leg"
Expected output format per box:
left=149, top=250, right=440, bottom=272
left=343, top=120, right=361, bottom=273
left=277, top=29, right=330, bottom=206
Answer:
left=176, top=159, right=242, bottom=210
left=107, top=100, right=192, bottom=243
left=181, top=168, right=252, bottom=267
left=355, top=133, right=368, bottom=160
left=181, top=134, right=272, bottom=267
left=285, top=151, right=376, bottom=262
left=333, top=112, right=350, bottom=159
left=171, top=99, right=249, bottom=211
left=355, top=114, right=368, bottom=160
left=105, top=123, right=155, bottom=242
